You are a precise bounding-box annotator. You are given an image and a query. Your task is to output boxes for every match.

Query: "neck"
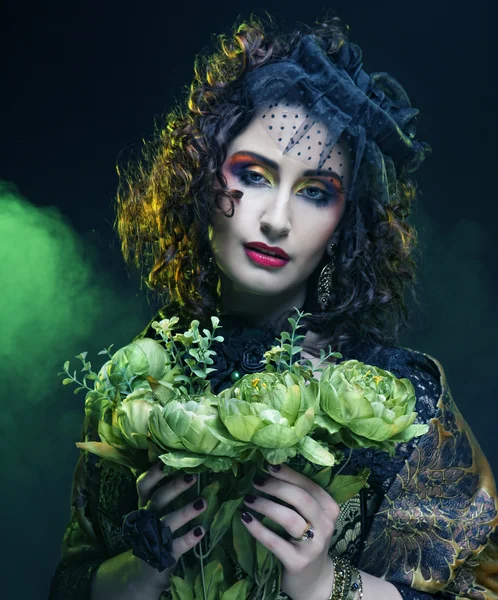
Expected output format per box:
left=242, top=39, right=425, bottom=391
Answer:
left=218, top=273, right=306, bottom=329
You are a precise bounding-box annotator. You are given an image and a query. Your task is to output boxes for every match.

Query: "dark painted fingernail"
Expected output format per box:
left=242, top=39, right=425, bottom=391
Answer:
left=264, top=461, right=281, bottom=472
left=241, top=511, right=253, bottom=523
left=244, top=494, right=256, bottom=504
left=193, top=498, right=204, bottom=511
left=253, top=475, right=267, bottom=486
left=183, top=473, right=195, bottom=483
left=193, top=527, right=204, bottom=537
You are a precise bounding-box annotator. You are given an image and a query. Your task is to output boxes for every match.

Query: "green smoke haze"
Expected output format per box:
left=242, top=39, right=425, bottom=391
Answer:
left=0, top=181, right=151, bottom=597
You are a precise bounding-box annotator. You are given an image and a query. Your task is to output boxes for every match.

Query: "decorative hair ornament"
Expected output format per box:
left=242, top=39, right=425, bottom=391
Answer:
left=244, top=34, right=431, bottom=204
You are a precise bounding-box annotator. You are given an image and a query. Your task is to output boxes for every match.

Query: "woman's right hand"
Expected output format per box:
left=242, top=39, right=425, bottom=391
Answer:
left=133, top=461, right=207, bottom=591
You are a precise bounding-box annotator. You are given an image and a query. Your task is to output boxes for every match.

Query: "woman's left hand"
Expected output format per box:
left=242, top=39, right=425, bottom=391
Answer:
left=241, top=463, right=339, bottom=600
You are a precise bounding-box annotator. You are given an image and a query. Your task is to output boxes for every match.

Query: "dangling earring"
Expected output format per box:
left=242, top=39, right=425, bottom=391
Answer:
left=317, top=241, right=336, bottom=310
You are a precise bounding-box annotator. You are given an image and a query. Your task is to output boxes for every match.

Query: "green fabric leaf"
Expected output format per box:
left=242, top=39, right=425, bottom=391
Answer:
left=389, top=423, right=429, bottom=442
left=170, top=575, right=194, bottom=600
left=251, top=424, right=298, bottom=448
left=210, top=498, right=244, bottom=545
left=310, top=466, right=333, bottom=488
left=194, top=481, right=220, bottom=531
left=327, top=472, right=370, bottom=504
left=74, top=441, right=134, bottom=470
left=194, top=561, right=223, bottom=600
left=232, top=513, right=255, bottom=577
left=261, top=447, right=297, bottom=465
left=159, top=452, right=207, bottom=468
left=220, top=579, right=250, bottom=600
left=297, top=436, right=336, bottom=466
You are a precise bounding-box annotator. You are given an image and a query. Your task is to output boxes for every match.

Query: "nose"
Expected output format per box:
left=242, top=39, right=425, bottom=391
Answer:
left=259, top=186, right=291, bottom=238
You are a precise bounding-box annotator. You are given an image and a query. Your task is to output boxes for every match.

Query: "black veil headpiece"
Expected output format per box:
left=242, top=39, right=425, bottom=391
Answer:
left=244, top=35, right=431, bottom=203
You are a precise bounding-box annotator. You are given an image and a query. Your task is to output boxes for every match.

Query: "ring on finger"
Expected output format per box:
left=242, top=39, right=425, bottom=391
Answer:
left=290, top=521, right=315, bottom=542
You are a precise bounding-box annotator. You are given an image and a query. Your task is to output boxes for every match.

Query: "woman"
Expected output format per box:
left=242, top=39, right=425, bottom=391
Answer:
left=49, top=15, right=498, bottom=600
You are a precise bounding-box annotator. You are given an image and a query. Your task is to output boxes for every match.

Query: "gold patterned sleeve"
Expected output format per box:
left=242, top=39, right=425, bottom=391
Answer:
left=359, top=353, right=498, bottom=599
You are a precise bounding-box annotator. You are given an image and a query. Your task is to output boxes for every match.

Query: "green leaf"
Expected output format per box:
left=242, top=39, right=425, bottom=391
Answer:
left=210, top=498, right=243, bottom=545
left=297, top=436, right=336, bottom=466
left=62, top=378, right=73, bottom=385
left=75, top=441, right=134, bottom=469
left=232, top=513, right=255, bottom=576
left=192, top=368, right=207, bottom=378
left=194, top=560, right=223, bottom=600
left=291, top=346, right=303, bottom=355
left=63, top=360, right=70, bottom=371
left=220, top=579, right=250, bottom=600
left=194, top=481, right=220, bottom=531
left=288, top=317, right=297, bottom=330
left=256, top=538, right=274, bottom=584
left=327, top=472, right=370, bottom=504
left=170, top=575, right=194, bottom=600
left=261, top=447, right=297, bottom=464
left=310, top=466, right=333, bottom=489
left=159, top=452, right=207, bottom=469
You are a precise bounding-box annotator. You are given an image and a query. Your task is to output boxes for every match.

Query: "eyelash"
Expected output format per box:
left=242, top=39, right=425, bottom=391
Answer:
left=237, top=168, right=339, bottom=207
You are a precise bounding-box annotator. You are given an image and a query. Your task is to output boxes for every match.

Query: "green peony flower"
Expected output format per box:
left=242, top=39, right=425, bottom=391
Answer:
left=218, top=372, right=314, bottom=446
left=93, top=338, right=168, bottom=399
left=216, top=371, right=336, bottom=466
left=318, top=360, right=428, bottom=451
left=115, top=389, right=158, bottom=450
left=149, top=396, right=243, bottom=457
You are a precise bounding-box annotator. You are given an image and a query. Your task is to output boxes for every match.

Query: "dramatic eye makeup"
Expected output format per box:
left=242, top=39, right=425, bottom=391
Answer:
left=294, top=179, right=341, bottom=207
left=228, top=153, right=275, bottom=187
left=225, top=151, right=345, bottom=207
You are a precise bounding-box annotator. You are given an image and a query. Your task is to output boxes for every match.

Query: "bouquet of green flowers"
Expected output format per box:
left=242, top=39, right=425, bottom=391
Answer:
left=60, top=310, right=428, bottom=600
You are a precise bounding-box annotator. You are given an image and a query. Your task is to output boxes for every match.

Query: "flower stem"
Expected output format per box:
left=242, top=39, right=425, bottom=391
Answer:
left=198, top=474, right=207, bottom=600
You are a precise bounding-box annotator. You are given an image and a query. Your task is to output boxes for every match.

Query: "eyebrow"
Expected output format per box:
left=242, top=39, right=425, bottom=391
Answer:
left=230, top=151, right=343, bottom=183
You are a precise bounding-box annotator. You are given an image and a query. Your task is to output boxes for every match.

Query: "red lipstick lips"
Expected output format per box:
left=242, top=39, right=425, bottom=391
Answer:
left=244, top=242, right=290, bottom=268
left=244, top=242, right=290, bottom=260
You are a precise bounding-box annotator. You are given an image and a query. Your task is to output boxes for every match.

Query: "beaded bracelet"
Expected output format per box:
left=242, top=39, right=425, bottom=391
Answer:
left=348, top=567, right=363, bottom=600
left=329, top=556, right=352, bottom=600
left=328, top=557, right=364, bottom=600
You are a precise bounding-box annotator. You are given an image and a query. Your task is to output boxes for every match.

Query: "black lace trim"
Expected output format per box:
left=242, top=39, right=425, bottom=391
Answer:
left=48, top=558, right=104, bottom=600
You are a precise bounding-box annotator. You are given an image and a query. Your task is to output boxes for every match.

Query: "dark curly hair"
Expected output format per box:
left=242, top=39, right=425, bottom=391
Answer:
left=115, top=14, right=424, bottom=356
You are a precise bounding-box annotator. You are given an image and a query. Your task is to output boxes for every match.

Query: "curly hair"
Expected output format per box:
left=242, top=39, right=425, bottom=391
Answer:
left=115, top=14, right=423, bottom=356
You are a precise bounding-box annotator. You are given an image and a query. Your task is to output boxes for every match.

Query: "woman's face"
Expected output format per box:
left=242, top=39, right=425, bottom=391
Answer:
left=209, top=104, right=351, bottom=300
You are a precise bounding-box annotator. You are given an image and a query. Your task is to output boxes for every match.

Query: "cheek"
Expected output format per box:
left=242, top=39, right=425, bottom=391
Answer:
left=294, top=203, right=343, bottom=249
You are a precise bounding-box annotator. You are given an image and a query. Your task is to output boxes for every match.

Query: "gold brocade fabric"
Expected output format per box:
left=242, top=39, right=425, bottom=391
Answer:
left=359, top=354, right=498, bottom=599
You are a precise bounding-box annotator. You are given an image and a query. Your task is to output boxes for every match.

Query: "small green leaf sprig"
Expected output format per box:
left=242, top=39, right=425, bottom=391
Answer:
left=58, top=351, right=100, bottom=394
left=149, top=316, right=224, bottom=395
left=262, top=308, right=342, bottom=379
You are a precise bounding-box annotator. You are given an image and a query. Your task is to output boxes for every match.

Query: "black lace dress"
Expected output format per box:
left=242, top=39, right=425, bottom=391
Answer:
left=48, top=313, right=498, bottom=600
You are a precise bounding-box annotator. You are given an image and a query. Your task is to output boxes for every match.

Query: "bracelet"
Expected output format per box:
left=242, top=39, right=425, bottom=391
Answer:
left=329, top=556, right=352, bottom=600
left=348, top=567, right=363, bottom=600
left=328, top=556, right=363, bottom=600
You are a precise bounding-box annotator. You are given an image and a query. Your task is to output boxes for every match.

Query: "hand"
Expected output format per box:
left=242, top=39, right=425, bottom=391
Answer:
left=134, top=462, right=208, bottom=590
left=241, top=463, right=339, bottom=600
